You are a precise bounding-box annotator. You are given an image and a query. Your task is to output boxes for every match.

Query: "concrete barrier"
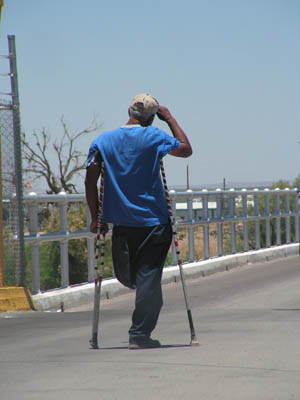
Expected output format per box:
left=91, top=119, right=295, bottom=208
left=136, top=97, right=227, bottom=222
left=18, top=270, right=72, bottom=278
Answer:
left=32, top=243, right=299, bottom=311
left=0, top=287, right=35, bottom=311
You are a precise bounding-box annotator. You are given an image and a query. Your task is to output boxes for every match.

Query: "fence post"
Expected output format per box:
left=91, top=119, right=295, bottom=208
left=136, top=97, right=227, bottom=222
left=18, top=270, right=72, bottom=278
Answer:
left=216, top=189, right=223, bottom=257
left=254, top=189, right=260, bottom=250
left=242, top=189, right=248, bottom=252
left=294, top=189, right=299, bottom=243
left=169, top=190, right=177, bottom=265
left=264, top=189, right=271, bottom=248
left=8, top=35, right=26, bottom=286
left=229, top=189, right=236, bottom=254
left=202, top=189, right=209, bottom=259
left=0, top=135, right=3, bottom=286
left=275, top=188, right=281, bottom=246
left=187, top=189, right=195, bottom=262
left=58, top=191, right=69, bottom=288
left=27, top=192, right=40, bottom=294
left=284, top=188, right=291, bottom=244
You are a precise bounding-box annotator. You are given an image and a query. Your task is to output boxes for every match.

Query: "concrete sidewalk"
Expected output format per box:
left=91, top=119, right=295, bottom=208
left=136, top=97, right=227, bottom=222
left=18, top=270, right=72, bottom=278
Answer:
left=33, top=243, right=299, bottom=311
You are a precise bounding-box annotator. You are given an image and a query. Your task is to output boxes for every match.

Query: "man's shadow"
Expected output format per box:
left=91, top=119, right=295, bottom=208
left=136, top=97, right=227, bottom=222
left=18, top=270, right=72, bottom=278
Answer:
left=92, top=343, right=192, bottom=350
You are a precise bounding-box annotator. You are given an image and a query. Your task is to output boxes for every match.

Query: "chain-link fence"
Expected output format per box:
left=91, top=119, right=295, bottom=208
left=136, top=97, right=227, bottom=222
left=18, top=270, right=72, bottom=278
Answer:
left=0, top=100, right=14, bottom=197
left=0, top=98, right=25, bottom=286
left=0, top=36, right=26, bottom=287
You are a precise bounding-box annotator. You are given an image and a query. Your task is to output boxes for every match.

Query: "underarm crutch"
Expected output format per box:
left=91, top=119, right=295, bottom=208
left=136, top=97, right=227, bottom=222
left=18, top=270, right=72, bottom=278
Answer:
left=89, top=162, right=106, bottom=349
left=160, top=159, right=199, bottom=346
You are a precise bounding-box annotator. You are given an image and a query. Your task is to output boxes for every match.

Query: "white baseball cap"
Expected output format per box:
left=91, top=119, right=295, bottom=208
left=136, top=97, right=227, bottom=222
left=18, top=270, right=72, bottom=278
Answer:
left=130, top=93, right=159, bottom=117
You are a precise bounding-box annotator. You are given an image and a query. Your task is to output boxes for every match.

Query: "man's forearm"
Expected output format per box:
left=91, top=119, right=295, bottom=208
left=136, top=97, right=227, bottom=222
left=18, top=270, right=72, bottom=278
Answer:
left=167, top=117, right=190, bottom=145
left=85, top=163, right=101, bottom=223
left=167, top=117, right=192, bottom=157
left=85, top=184, right=99, bottom=222
left=156, top=106, right=192, bottom=157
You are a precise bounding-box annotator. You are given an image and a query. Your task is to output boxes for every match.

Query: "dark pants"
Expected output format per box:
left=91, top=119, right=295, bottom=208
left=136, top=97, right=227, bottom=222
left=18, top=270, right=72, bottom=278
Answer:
left=112, top=223, right=172, bottom=340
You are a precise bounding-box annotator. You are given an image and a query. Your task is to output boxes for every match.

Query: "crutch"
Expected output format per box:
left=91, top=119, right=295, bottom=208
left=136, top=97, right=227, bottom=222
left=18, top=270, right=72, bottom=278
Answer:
left=89, top=162, right=106, bottom=349
left=160, top=159, right=199, bottom=346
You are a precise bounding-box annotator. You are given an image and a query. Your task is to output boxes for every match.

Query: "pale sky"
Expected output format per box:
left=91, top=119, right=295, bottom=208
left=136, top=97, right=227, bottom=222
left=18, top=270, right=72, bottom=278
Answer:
left=0, top=0, right=299, bottom=191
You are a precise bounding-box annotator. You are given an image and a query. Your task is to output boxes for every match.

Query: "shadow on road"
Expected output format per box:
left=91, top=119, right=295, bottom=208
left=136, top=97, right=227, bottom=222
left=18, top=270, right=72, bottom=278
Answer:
left=93, top=344, right=191, bottom=350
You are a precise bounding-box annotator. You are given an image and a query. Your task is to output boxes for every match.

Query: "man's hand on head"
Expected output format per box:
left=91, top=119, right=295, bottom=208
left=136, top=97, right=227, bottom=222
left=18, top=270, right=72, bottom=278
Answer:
left=156, top=106, right=173, bottom=123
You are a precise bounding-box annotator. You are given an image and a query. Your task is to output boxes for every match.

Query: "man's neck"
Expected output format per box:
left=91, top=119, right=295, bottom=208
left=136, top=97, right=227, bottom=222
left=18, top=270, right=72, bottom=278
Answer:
left=126, top=116, right=141, bottom=125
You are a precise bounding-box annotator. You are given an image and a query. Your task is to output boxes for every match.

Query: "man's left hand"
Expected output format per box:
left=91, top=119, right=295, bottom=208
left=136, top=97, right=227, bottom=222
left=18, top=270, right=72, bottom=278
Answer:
left=90, top=220, right=109, bottom=234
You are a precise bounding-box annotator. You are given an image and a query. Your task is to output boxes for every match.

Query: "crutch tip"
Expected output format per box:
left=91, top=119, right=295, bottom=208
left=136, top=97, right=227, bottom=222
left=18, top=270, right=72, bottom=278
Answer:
left=89, top=338, right=99, bottom=349
left=190, top=338, right=200, bottom=347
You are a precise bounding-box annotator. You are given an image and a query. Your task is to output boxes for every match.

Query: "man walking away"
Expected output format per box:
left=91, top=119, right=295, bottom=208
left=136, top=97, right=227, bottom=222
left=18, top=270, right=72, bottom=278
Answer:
left=85, top=93, right=192, bottom=349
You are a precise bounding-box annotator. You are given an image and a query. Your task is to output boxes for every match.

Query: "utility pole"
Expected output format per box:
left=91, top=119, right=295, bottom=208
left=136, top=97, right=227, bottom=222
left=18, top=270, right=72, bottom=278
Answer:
left=186, top=164, right=190, bottom=190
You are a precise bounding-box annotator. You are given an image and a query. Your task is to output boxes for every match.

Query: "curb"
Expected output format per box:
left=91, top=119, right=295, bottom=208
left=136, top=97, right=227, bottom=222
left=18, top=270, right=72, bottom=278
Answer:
left=0, top=287, right=35, bottom=311
left=32, top=243, right=299, bottom=312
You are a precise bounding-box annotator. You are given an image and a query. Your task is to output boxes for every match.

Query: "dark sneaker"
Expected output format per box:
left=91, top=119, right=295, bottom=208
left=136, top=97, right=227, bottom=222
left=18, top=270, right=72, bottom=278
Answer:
left=128, top=337, right=161, bottom=350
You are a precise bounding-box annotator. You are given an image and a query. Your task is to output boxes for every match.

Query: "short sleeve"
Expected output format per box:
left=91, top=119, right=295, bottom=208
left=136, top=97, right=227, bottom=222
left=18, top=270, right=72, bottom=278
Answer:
left=162, top=134, right=181, bottom=156
left=86, top=140, right=102, bottom=168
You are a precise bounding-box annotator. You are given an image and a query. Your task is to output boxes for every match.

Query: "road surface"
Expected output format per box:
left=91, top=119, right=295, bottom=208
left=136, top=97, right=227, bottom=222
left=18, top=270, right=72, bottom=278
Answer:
left=1, top=255, right=299, bottom=400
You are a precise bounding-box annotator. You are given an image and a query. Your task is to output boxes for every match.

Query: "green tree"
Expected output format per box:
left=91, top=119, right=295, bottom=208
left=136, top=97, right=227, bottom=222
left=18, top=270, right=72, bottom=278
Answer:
left=293, top=174, right=300, bottom=188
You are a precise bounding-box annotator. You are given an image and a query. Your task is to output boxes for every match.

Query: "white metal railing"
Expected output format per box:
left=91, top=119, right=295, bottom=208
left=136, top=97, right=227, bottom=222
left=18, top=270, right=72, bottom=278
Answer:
left=23, top=187, right=300, bottom=294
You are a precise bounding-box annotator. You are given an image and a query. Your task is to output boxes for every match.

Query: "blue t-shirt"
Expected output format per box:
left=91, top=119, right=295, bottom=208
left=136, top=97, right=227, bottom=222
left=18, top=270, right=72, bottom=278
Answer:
left=86, top=125, right=181, bottom=227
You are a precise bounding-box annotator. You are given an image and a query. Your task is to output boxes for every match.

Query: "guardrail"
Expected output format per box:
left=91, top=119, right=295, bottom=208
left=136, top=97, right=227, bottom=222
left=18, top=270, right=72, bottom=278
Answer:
left=24, top=188, right=299, bottom=294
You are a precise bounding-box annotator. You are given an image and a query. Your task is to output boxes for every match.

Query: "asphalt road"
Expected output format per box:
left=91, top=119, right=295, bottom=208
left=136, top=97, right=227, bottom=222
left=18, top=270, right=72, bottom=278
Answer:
left=1, top=255, right=300, bottom=400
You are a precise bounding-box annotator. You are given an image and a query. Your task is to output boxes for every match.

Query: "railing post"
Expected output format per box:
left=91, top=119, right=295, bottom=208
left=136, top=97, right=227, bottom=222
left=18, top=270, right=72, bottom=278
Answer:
left=27, top=192, right=40, bottom=294
left=294, top=189, right=299, bottom=243
left=264, top=189, right=271, bottom=248
left=229, top=189, right=236, bottom=254
left=58, top=191, right=69, bottom=288
left=284, top=188, right=291, bottom=244
left=202, top=189, right=209, bottom=259
left=275, top=188, right=281, bottom=246
left=242, top=189, right=248, bottom=252
left=216, top=189, right=223, bottom=257
left=254, top=189, right=260, bottom=250
left=86, top=205, right=95, bottom=282
left=186, top=189, right=195, bottom=262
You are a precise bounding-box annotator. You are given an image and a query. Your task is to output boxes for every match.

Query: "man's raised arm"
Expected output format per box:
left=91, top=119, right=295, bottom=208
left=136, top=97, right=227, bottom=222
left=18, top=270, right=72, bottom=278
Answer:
left=156, top=105, right=192, bottom=158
